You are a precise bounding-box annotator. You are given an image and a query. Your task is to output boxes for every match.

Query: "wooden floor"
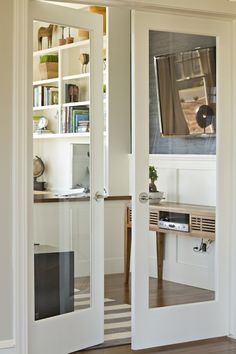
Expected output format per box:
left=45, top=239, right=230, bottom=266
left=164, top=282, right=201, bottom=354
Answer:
left=102, top=273, right=214, bottom=308
left=73, top=273, right=218, bottom=353
left=79, top=337, right=236, bottom=354
left=75, top=273, right=214, bottom=308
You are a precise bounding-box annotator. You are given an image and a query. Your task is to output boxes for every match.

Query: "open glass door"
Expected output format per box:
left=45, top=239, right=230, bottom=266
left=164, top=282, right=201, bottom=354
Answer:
left=29, top=2, right=104, bottom=353
left=131, top=10, right=231, bottom=349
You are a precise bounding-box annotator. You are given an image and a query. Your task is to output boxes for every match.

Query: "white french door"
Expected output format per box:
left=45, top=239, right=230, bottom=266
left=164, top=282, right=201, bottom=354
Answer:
left=29, top=2, right=104, bottom=354
left=131, top=10, right=232, bottom=349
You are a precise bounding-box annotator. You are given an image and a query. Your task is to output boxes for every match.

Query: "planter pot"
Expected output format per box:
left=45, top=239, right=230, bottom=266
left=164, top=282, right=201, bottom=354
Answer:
left=39, top=62, right=58, bottom=80
left=66, top=36, right=74, bottom=44
left=149, top=191, right=164, bottom=205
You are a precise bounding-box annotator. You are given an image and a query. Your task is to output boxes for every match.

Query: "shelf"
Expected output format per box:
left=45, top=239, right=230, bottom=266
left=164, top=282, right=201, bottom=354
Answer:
left=33, top=105, right=59, bottom=111
left=62, top=73, right=90, bottom=81
left=33, top=36, right=107, bottom=57
left=62, top=101, right=90, bottom=107
left=33, top=78, right=59, bottom=86
left=33, top=39, right=90, bottom=57
left=33, top=132, right=90, bottom=140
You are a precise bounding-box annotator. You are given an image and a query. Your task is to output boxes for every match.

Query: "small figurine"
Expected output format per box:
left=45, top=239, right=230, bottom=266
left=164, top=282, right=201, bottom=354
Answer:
left=38, top=24, right=54, bottom=50
left=79, top=53, right=89, bottom=73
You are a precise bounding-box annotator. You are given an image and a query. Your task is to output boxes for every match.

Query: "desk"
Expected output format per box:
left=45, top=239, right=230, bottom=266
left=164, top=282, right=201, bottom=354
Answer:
left=124, top=202, right=215, bottom=284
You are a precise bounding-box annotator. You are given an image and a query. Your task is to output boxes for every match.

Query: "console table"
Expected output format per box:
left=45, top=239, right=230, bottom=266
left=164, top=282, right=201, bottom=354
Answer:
left=124, top=202, right=215, bottom=284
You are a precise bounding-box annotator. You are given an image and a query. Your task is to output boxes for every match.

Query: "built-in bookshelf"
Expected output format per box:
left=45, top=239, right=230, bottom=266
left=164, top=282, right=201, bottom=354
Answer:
left=33, top=35, right=107, bottom=139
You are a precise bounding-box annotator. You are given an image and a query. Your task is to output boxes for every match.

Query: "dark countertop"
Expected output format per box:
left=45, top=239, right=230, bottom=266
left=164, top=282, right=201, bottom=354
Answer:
left=34, top=192, right=131, bottom=203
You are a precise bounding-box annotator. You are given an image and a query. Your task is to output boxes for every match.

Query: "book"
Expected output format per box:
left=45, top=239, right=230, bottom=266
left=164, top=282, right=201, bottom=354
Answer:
left=62, top=106, right=89, bottom=133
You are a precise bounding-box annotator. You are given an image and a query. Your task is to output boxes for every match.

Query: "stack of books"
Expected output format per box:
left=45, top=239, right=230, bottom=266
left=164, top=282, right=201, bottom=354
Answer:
left=33, top=86, right=58, bottom=107
left=62, top=107, right=89, bottom=133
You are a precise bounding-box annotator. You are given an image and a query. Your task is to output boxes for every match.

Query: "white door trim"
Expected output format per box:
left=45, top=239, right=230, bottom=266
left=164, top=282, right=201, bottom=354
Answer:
left=12, top=0, right=29, bottom=353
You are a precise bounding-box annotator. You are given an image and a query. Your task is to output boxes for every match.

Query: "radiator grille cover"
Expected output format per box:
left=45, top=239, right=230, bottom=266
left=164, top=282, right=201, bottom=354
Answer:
left=150, top=212, right=159, bottom=226
left=191, top=215, right=215, bottom=234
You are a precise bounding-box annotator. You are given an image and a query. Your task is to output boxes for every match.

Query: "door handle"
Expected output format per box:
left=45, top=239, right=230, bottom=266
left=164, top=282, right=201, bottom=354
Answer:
left=139, top=192, right=150, bottom=203
left=94, top=191, right=105, bottom=202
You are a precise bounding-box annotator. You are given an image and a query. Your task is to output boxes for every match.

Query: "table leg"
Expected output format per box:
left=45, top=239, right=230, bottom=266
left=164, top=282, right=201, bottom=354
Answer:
left=124, top=226, right=131, bottom=284
left=156, top=232, right=164, bottom=280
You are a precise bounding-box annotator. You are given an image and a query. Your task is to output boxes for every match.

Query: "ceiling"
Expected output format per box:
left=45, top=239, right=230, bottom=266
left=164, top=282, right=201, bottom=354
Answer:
left=47, top=0, right=236, bottom=17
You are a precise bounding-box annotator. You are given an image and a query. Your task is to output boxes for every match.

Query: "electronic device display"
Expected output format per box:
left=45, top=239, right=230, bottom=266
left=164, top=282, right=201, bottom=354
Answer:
left=159, top=211, right=189, bottom=232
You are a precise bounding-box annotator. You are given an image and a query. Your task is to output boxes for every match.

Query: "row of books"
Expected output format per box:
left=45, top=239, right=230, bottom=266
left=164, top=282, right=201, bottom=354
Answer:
left=61, top=107, right=89, bottom=133
left=33, top=85, right=58, bottom=107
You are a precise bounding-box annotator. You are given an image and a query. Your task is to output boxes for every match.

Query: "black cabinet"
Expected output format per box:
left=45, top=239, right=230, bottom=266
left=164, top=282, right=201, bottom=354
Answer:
left=34, top=245, right=74, bottom=320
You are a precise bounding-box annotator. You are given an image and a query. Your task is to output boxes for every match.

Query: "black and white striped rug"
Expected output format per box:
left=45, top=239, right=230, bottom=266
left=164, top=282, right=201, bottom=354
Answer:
left=74, top=290, right=131, bottom=348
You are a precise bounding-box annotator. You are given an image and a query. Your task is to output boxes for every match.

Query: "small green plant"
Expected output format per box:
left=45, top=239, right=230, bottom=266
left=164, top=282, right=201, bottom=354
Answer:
left=40, top=54, right=58, bottom=63
left=149, top=165, right=158, bottom=192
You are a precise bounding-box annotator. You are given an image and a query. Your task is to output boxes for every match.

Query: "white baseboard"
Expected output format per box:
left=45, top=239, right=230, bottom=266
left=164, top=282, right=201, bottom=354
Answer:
left=0, top=340, right=15, bottom=349
left=105, top=257, right=124, bottom=274
left=75, top=258, right=124, bottom=277
left=149, top=257, right=214, bottom=290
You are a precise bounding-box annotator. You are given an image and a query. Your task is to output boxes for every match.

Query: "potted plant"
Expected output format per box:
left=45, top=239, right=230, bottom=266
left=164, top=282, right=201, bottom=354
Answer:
left=149, top=165, right=164, bottom=204
left=39, top=54, right=58, bottom=80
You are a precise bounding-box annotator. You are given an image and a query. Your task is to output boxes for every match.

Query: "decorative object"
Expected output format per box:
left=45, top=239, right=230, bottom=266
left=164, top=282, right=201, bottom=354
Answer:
left=34, top=117, right=52, bottom=135
left=78, top=29, right=89, bottom=41
left=39, top=54, right=58, bottom=80
left=33, top=116, right=41, bottom=133
left=38, top=24, right=54, bottom=50
left=149, top=165, right=164, bottom=204
left=59, top=26, right=66, bottom=45
left=33, top=156, right=46, bottom=191
left=149, top=165, right=158, bottom=192
left=79, top=53, right=89, bottom=73
left=196, top=104, right=215, bottom=133
left=66, top=27, right=74, bottom=44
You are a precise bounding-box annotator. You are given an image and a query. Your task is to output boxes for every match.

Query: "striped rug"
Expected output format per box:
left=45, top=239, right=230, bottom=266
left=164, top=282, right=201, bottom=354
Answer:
left=74, top=290, right=131, bottom=349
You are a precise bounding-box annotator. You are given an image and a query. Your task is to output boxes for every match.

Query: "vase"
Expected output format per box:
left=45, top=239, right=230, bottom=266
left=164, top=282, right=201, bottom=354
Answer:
left=149, top=191, right=164, bottom=205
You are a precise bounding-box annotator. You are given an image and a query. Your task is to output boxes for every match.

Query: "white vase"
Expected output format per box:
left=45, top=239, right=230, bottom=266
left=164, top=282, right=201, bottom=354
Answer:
left=149, top=191, right=164, bottom=204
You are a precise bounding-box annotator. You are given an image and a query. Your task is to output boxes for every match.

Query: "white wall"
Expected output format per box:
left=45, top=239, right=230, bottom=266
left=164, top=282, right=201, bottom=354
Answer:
left=34, top=200, right=126, bottom=277
left=34, top=138, right=89, bottom=191
left=107, top=7, right=130, bottom=196
left=149, top=155, right=216, bottom=290
left=0, top=0, right=13, bottom=345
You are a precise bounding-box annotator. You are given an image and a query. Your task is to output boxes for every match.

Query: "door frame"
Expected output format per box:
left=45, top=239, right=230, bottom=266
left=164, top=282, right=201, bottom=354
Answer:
left=12, top=1, right=236, bottom=354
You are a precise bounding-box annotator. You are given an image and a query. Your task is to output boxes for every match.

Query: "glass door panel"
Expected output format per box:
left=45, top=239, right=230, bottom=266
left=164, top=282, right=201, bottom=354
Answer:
left=30, top=2, right=104, bottom=354
left=132, top=9, right=231, bottom=350
left=148, top=31, right=216, bottom=309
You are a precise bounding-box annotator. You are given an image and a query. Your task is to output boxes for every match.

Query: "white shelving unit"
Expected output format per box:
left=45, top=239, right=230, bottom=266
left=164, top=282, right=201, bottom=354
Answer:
left=33, top=34, right=108, bottom=139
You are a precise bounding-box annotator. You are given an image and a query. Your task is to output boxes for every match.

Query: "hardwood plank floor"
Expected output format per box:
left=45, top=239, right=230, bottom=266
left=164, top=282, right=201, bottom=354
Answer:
left=79, top=337, right=236, bottom=354
left=100, top=273, right=214, bottom=308
left=73, top=273, right=218, bottom=353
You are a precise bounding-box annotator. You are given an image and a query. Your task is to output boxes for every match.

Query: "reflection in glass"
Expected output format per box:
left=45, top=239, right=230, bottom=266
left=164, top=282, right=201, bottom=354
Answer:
left=149, top=31, right=216, bottom=308
left=154, top=47, right=216, bottom=136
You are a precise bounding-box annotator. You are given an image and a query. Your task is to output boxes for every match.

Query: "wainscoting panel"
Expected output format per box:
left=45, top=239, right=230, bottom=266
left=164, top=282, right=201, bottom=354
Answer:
left=148, top=154, right=216, bottom=290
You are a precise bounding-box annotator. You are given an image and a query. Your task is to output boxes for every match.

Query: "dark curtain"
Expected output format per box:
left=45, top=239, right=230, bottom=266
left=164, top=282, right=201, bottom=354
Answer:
left=156, top=56, right=190, bottom=135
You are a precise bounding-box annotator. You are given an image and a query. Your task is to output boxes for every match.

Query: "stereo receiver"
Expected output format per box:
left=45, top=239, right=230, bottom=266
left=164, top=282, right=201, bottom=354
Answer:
left=159, top=211, right=189, bottom=232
